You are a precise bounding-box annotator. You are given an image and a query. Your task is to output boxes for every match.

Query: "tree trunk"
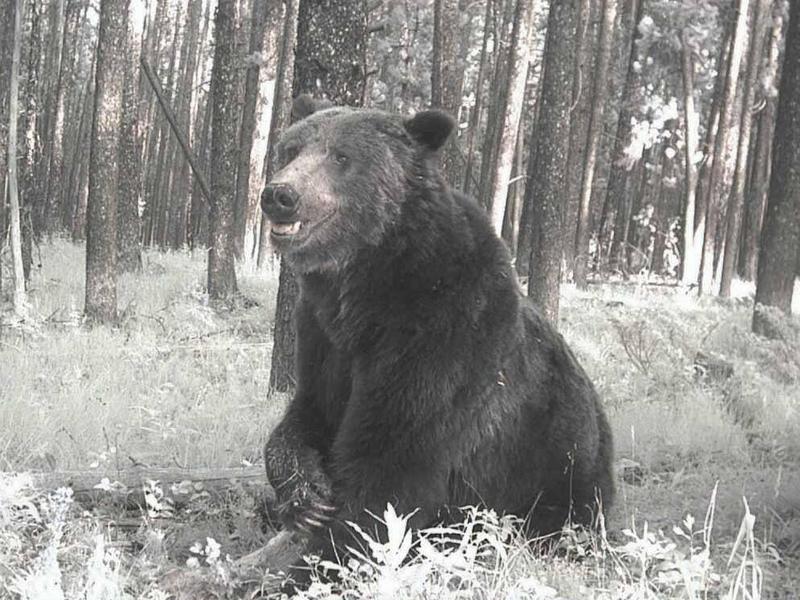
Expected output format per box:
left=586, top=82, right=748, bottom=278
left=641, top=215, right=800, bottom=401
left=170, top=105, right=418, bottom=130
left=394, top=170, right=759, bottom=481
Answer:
left=0, top=0, right=15, bottom=293
left=117, top=24, right=143, bottom=274
left=563, top=0, right=597, bottom=276
left=7, top=0, right=26, bottom=317
left=85, top=0, right=130, bottom=323
left=256, top=0, right=299, bottom=268
left=268, top=0, right=368, bottom=393
left=432, top=0, right=466, bottom=186
left=207, top=0, right=241, bottom=301
left=680, top=29, right=700, bottom=286
left=573, top=0, right=618, bottom=289
left=740, top=9, right=784, bottom=282
left=479, top=0, right=534, bottom=234
left=232, top=0, right=270, bottom=259
left=527, top=0, right=579, bottom=324
left=604, top=0, right=643, bottom=271
left=462, top=0, right=494, bottom=197
left=167, top=0, right=203, bottom=250
left=698, top=0, right=751, bottom=295
left=720, top=0, right=771, bottom=297
left=753, top=0, right=800, bottom=336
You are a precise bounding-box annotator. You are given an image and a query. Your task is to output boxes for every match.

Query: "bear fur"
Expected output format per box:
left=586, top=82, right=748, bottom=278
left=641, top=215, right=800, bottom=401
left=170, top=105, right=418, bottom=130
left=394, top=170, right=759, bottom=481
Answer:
left=261, top=97, right=614, bottom=562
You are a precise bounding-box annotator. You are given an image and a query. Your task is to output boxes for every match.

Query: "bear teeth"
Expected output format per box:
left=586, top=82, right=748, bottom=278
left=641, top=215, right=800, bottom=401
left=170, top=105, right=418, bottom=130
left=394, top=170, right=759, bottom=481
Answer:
left=271, top=222, right=302, bottom=236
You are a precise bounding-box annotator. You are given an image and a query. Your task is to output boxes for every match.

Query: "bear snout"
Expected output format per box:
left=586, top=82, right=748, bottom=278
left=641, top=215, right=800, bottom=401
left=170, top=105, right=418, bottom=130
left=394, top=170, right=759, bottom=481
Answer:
left=261, top=183, right=300, bottom=219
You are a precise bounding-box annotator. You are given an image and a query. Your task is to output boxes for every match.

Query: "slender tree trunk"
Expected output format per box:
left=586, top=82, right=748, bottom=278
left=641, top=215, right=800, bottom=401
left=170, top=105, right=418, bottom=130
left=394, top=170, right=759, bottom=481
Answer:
left=563, top=0, right=596, bottom=276
left=462, top=0, right=493, bottom=196
left=478, top=0, right=534, bottom=234
left=740, top=8, right=783, bottom=282
left=573, top=0, right=618, bottom=289
left=720, top=0, right=771, bottom=296
left=527, top=0, right=579, bottom=324
left=699, top=0, right=751, bottom=295
left=257, top=0, right=300, bottom=267
left=605, top=0, right=643, bottom=270
left=85, top=0, right=130, bottom=323
left=117, top=24, right=143, bottom=274
left=680, top=29, right=700, bottom=286
left=268, top=0, right=368, bottom=393
left=207, top=0, right=241, bottom=301
left=232, top=0, right=269, bottom=259
left=487, top=0, right=534, bottom=234
left=432, top=0, right=466, bottom=186
left=7, top=0, right=26, bottom=317
left=753, top=0, right=800, bottom=336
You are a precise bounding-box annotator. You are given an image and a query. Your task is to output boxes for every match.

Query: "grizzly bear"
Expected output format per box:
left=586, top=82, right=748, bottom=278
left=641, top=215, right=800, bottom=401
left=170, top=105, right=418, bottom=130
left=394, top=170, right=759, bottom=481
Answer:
left=261, top=96, right=614, bottom=566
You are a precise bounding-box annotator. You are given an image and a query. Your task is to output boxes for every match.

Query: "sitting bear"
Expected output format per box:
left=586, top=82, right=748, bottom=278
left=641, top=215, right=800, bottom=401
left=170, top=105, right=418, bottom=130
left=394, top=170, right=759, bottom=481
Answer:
left=261, top=96, right=614, bottom=565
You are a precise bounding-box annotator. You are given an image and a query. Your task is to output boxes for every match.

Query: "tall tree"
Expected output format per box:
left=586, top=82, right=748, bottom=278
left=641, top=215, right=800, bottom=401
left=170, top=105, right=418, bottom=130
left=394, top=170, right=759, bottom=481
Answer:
left=563, top=0, right=597, bottom=275
left=6, top=0, right=26, bottom=317
left=432, top=0, right=465, bottom=186
left=478, top=0, right=534, bottom=234
left=752, top=0, right=800, bottom=337
left=462, top=0, right=494, bottom=197
left=232, top=0, right=271, bottom=258
left=117, top=13, right=142, bottom=274
left=207, top=0, right=241, bottom=300
left=268, top=0, right=368, bottom=392
left=603, top=0, right=643, bottom=271
left=256, top=0, right=299, bottom=268
left=573, top=0, right=618, bottom=289
left=698, top=0, right=751, bottom=295
left=680, top=28, right=700, bottom=286
left=739, top=7, right=783, bottom=282
left=85, top=0, right=129, bottom=322
left=720, top=0, right=771, bottom=296
left=526, top=0, right=579, bottom=324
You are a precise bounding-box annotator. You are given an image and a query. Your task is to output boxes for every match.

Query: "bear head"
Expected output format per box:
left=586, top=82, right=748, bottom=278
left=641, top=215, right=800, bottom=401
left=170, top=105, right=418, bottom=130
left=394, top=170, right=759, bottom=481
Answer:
left=261, top=95, right=455, bottom=274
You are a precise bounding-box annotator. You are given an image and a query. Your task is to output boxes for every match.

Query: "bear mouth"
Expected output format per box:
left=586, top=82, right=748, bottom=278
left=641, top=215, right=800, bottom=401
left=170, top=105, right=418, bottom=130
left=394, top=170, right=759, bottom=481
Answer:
left=270, top=221, right=302, bottom=238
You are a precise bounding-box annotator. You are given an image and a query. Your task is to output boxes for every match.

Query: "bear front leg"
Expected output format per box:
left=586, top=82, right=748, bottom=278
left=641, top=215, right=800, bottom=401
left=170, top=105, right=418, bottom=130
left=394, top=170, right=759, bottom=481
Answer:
left=264, top=417, right=337, bottom=535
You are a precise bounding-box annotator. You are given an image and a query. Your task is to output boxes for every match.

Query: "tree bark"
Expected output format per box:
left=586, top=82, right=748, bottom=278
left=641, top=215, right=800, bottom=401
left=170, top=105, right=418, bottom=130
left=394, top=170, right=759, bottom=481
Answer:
left=268, top=0, right=368, bottom=393
left=85, top=0, right=129, bottom=324
left=740, top=9, right=784, bottom=282
left=573, top=0, right=618, bottom=289
left=232, top=0, right=270, bottom=259
left=207, top=0, right=241, bottom=301
left=563, top=0, right=597, bottom=276
left=462, top=0, right=494, bottom=197
left=256, top=0, right=300, bottom=268
left=680, top=29, right=700, bottom=286
left=720, top=0, right=771, bottom=297
left=117, top=22, right=143, bottom=274
left=0, top=0, right=15, bottom=294
left=527, top=0, right=579, bottom=324
left=7, top=0, right=26, bottom=317
left=432, top=0, right=466, bottom=186
left=752, top=0, right=800, bottom=336
left=698, top=0, right=751, bottom=295
left=604, top=0, right=643, bottom=271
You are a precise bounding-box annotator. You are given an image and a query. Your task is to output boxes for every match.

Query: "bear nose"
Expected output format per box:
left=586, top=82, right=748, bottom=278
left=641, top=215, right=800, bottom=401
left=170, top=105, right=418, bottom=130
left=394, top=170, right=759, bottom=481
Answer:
left=261, top=184, right=299, bottom=215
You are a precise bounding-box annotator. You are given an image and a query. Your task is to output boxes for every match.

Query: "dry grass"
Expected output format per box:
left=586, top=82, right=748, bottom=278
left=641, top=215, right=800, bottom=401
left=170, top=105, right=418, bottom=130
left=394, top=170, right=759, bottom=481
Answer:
left=1, top=240, right=799, bottom=598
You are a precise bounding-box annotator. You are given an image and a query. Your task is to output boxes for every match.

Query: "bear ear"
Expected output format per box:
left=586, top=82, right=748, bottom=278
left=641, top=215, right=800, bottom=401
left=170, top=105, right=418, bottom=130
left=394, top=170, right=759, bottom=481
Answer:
left=403, top=110, right=456, bottom=152
left=292, top=94, right=335, bottom=121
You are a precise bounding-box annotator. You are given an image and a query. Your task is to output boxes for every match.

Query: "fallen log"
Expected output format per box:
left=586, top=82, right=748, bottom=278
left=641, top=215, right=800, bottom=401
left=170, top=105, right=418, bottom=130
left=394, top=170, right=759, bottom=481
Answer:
left=159, top=529, right=309, bottom=598
left=27, top=466, right=274, bottom=510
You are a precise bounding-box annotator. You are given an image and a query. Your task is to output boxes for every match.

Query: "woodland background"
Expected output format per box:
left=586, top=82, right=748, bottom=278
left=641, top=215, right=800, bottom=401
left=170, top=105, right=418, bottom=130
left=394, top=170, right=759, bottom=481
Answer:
left=1, top=0, right=800, bottom=598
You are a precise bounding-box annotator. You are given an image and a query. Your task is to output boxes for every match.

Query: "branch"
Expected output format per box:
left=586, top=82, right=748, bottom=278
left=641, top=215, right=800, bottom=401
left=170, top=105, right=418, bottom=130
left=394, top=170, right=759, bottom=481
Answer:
left=140, top=58, right=215, bottom=209
left=29, top=466, right=272, bottom=509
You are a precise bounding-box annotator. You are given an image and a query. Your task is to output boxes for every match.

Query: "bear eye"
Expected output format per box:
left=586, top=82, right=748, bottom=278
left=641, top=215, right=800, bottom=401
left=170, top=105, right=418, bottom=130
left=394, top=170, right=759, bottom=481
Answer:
left=333, top=152, right=349, bottom=167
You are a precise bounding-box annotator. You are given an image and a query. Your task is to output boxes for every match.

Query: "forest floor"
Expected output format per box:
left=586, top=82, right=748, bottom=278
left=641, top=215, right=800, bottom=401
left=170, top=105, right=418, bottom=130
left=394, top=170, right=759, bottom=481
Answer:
left=1, top=239, right=799, bottom=599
